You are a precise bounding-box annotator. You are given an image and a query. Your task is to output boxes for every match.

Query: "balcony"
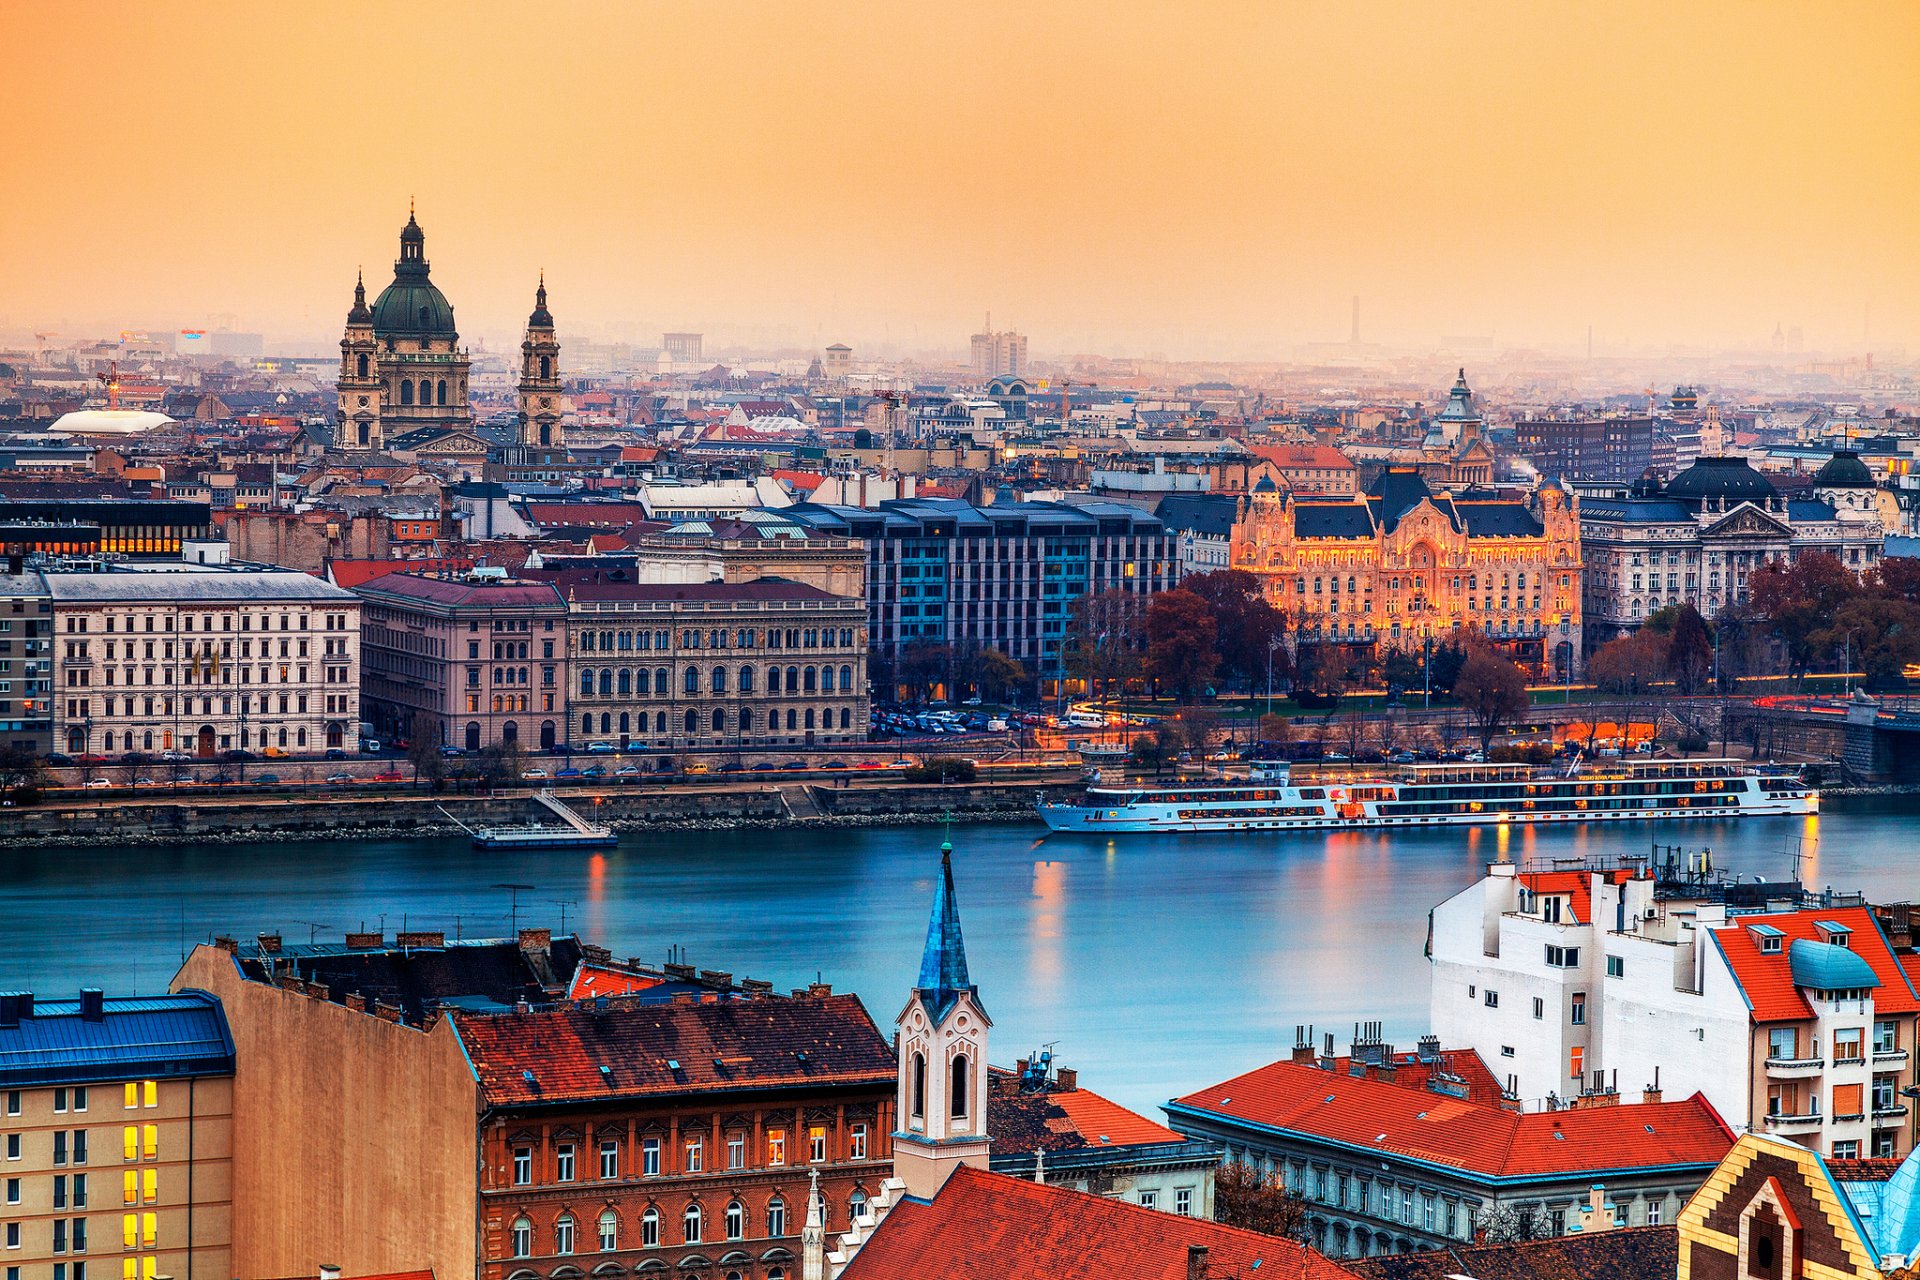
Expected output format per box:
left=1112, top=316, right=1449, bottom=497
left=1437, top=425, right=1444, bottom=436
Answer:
left=1873, top=1106, right=1909, bottom=1122
left=1765, top=1056, right=1825, bottom=1080
left=1874, top=1050, right=1909, bottom=1066
left=1763, top=1111, right=1824, bottom=1135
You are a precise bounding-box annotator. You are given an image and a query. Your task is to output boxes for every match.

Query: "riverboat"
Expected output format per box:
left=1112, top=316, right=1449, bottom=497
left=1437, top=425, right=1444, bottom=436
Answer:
left=1035, top=758, right=1816, bottom=834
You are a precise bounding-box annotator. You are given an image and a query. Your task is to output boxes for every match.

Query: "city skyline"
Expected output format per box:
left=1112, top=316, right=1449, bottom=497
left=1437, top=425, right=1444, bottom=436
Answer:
left=4, top=1, right=1919, bottom=359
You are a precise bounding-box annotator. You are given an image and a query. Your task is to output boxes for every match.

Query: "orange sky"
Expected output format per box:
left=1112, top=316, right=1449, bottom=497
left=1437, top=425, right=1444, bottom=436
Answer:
left=4, top=1, right=1917, bottom=358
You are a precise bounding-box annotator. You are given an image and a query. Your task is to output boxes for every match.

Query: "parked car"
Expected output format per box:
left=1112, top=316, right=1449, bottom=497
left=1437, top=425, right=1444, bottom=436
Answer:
left=439, top=746, right=465, bottom=758
left=44, top=753, right=73, bottom=767
left=750, top=762, right=778, bottom=772
left=581, top=764, right=606, bottom=779
left=83, top=778, right=112, bottom=790
left=254, top=774, right=281, bottom=786
left=324, top=748, right=349, bottom=761
left=131, top=778, right=159, bottom=788
left=325, top=772, right=353, bottom=784
left=372, top=770, right=404, bottom=783
left=522, top=768, right=550, bottom=780
left=613, top=765, right=640, bottom=777
left=584, top=742, right=618, bottom=755
left=555, top=767, right=583, bottom=780
left=208, top=773, right=233, bottom=785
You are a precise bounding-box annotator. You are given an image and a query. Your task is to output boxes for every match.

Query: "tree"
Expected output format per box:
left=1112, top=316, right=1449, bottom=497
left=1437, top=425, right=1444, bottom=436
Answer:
left=1144, top=590, right=1219, bottom=702
left=1129, top=728, right=1177, bottom=775
left=1063, top=589, right=1147, bottom=700
left=0, top=745, right=42, bottom=796
left=1426, top=639, right=1470, bottom=700
left=896, top=641, right=949, bottom=707
left=1812, top=596, right=1920, bottom=692
left=1181, top=570, right=1287, bottom=691
left=1588, top=631, right=1668, bottom=696
left=1453, top=648, right=1530, bottom=753
left=1213, top=1160, right=1309, bottom=1240
left=1665, top=604, right=1714, bottom=696
left=1255, top=713, right=1293, bottom=746
left=1750, top=552, right=1866, bottom=678
left=1380, top=650, right=1422, bottom=700
left=973, top=649, right=1028, bottom=703
left=1475, top=1201, right=1554, bottom=1245
left=406, top=713, right=446, bottom=787
left=1174, top=706, right=1219, bottom=754
left=1872, top=557, right=1920, bottom=605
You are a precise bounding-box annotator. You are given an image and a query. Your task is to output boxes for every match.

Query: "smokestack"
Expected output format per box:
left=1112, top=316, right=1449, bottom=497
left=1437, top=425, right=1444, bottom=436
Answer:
left=80, top=989, right=103, bottom=1022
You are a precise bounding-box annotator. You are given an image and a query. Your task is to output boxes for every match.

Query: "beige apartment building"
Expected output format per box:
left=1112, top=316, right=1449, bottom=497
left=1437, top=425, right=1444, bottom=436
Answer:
left=46, top=570, right=361, bottom=759
left=0, top=989, right=235, bottom=1280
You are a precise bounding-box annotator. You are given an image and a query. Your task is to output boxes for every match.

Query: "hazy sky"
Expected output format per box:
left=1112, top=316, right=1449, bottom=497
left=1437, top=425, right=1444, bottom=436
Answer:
left=4, top=1, right=1917, bottom=358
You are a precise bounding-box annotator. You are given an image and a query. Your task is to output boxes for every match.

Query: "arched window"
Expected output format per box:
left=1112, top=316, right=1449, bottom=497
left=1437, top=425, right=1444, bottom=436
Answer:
left=356, top=353, right=369, bottom=378
left=911, top=1052, right=927, bottom=1119
left=766, top=1197, right=786, bottom=1238
left=654, top=667, right=668, bottom=693
left=598, top=1209, right=617, bottom=1251
left=641, top=1206, right=660, bottom=1248
left=849, top=1188, right=867, bottom=1224
left=805, top=709, right=815, bottom=729
left=683, top=1203, right=702, bottom=1244
left=511, top=1216, right=533, bottom=1258
left=725, top=1200, right=744, bottom=1240
left=786, top=666, right=799, bottom=692
left=419, top=378, right=432, bottom=406
left=711, top=666, right=726, bottom=693
left=655, top=710, right=667, bottom=734
left=820, top=667, right=834, bottom=692
left=599, top=669, right=614, bottom=697
left=803, top=666, right=817, bottom=693
left=739, top=666, right=754, bottom=693
left=767, top=667, right=781, bottom=693
left=600, top=712, right=611, bottom=734
left=712, top=708, right=725, bottom=733
left=951, top=1053, right=970, bottom=1119
left=786, top=708, right=797, bottom=731
left=684, top=667, right=699, bottom=694
left=399, top=380, right=414, bottom=406
left=581, top=713, right=593, bottom=736
left=555, top=1213, right=576, bottom=1255
left=619, top=712, right=631, bottom=735
left=840, top=664, right=853, bottom=691
left=684, top=709, right=698, bottom=734
left=617, top=669, right=632, bottom=696
left=739, top=708, right=753, bottom=732
left=437, top=378, right=448, bottom=405
left=636, top=668, right=651, bottom=695
left=540, top=355, right=552, bottom=379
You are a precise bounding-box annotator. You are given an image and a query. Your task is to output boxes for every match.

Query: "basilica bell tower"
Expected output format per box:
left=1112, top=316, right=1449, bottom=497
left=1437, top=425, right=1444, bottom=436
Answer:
left=337, top=272, right=383, bottom=449
left=517, top=275, right=564, bottom=450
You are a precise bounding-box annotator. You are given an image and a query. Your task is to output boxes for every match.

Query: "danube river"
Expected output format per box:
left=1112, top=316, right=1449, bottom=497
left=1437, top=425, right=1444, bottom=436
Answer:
left=7, top=800, right=1910, bottom=1116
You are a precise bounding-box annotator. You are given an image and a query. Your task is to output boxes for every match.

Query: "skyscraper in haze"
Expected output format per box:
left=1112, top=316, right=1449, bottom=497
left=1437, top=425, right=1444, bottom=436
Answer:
left=969, top=321, right=1027, bottom=378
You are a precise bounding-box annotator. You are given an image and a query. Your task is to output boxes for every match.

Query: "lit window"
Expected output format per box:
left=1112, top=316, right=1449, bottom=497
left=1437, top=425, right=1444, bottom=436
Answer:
left=140, top=1126, right=157, bottom=1160
left=768, top=1129, right=786, bottom=1166
left=810, top=1127, right=827, bottom=1164
left=141, top=1082, right=156, bottom=1109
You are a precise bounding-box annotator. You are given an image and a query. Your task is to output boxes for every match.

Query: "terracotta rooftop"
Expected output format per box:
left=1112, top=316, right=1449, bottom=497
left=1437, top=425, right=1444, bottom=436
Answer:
left=1170, top=1059, right=1734, bottom=1181
left=451, top=993, right=895, bottom=1107
left=1516, top=868, right=1639, bottom=927
left=1711, top=905, right=1920, bottom=1023
left=840, top=1164, right=1359, bottom=1279
left=987, top=1079, right=1189, bottom=1157
left=1346, top=1225, right=1676, bottom=1280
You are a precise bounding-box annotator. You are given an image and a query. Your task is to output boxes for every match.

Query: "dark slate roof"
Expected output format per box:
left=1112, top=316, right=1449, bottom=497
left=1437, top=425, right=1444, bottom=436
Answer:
left=1366, top=468, right=1438, bottom=526
left=1579, top=497, right=1694, bottom=523
left=452, top=993, right=894, bottom=1107
left=1153, top=493, right=1237, bottom=538
left=916, top=844, right=979, bottom=1024
left=1814, top=450, right=1875, bottom=488
left=1455, top=502, right=1545, bottom=537
left=1664, top=456, right=1777, bottom=504
left=1346, top=1224, right=1676, bottom=1280
left=0, top=991, right=234, bottom=1087
left=1786, top=499, right=1839, bottom=522
left=235, top=936, right=584, bottom=1022
left=1294, top=503, right=1377, bottom=539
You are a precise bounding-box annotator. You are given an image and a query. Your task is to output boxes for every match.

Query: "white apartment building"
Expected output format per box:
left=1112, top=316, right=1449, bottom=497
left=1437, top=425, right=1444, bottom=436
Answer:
left=1430, top=863, right=1920, bottom=1160
left=47, top=569, right=361, bottom=759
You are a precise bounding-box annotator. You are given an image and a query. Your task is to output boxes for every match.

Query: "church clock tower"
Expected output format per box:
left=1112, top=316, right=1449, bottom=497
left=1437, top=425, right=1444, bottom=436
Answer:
left=517, top=275, right=564, bottom=450
left=337, top=272, right=383, bottom=449
left=891, top=837, right=992, bottom=1200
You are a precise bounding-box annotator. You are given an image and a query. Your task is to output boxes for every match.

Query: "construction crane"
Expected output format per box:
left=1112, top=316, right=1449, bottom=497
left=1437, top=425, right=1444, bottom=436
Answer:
left=96, top=360, right=122, bottom=411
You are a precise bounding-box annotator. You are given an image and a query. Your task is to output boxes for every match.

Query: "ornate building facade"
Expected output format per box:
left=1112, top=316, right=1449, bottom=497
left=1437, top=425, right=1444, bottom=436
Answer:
left=518, top=276, right=564, bottom=449
left=1231, top=468, right=1584, bottom=678
left=1577, top=454, right=1885, bottom=648
left=337, top=211, right=473, bottom=451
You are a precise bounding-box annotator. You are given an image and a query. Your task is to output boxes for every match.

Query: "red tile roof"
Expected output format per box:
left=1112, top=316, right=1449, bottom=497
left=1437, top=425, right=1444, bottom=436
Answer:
left=1248, top=444, right=1357, bottom=472
left=326, top=557, right=472, bottom=589
left=1711, top=905, right=1920, bottom=1023
left=566, top=964, right=665, bottom=1000
left=987, top=1081, right=1189, bottom=1157
left=451, top=993, right=894, bottom=1107
left=840, top=1164, right=1359, bottom=1280
left=1170, top=1059, right=1734, bottom=1180
left=1516, top=868, right=1638, bottom=926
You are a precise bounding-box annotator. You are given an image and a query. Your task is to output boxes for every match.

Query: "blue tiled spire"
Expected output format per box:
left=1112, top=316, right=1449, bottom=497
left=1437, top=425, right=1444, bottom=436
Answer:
left=916, top=837, right=975, bottom=1022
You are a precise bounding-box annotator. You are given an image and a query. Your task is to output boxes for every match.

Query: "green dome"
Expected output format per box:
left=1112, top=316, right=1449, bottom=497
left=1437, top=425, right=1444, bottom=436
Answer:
left=1814, top=450, right=1874, bottom=488
left=370, top=212, right=457, bottom=338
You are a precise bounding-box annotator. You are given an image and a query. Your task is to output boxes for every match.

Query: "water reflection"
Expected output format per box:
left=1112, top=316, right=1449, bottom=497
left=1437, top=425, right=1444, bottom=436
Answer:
left=0, top=801, right=1908, bottom=1116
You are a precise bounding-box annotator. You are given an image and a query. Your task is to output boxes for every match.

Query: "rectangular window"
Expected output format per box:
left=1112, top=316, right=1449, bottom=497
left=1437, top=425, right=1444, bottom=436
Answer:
left=684, top=1138, right=702, bottom=1174
left=727, top=1134, right=744, bottom=1171
left=1, top=1181, right=12, bottom=1207
left=642, top=1137, right=660, bottom=1177
left=123, top=1172, right=136, bottom=1205
left=1834, top=1140, right=1861, bottom=1160
left=556, top=1143, right=575, bottom=1182
left=1606, top=956, right=1624, bottom=978
left=599, top=1140, right=618, bottom=1180
left=1769, top=1027, right=1798, bottom=1061
left=768, top=1129, right=787, bottom=1167
left=1571, top=1046, right=1585, bottom=1080
left=1571, top=994, right=1586, bottom=1026
left=72, top=1089, right=86, bottom=1114
left=1876, top=1020, right=1898, bottom=1054
left=2, top=1094, right=14, bottom=1118
left=1484, top=990, right=1498, bottom=1008
left=1532, top=997, right=1544, bottom=1020
left=1175, top=1187, right=1193, bottom=1216
left=1139, top=1189, right=1158, bottom=1210
left=849, top=1124, right=868, bottom=1161
left=122, top=1128, right=137, bottom=1162
left=140, top=1214, right=154, bottom=1249
left=140, top=1126, right=156, bottom=1160
left=1836, top=1029, right=1866, bottom=1064
left=1647, top=1199, right=1662, bottom=1225
left=1835, top=1083, right=1865, bottom=1118
left=1544, top=945, right=1580, bottom=968
left=73, top=1131, right=85, bottom=1165
left=55, top=1088, right=68, bottom=1113
left=810, top=1127, right=827, bottom=1164
left=141, top=1083, right=155, bottom=1109
left=511, top=1147, right=531, bottom=1186
left=123, top=1084, right=137, bottom=1110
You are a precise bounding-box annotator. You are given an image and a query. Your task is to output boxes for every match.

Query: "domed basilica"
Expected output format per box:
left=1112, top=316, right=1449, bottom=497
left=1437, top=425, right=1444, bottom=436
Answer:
left=336, top=209, right=562, bottom=453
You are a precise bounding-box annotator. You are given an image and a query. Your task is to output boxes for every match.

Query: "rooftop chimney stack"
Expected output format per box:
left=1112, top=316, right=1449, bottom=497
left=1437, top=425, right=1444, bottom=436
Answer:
left=79, top=989, right=103, bottom=1022
left=320, top=1265, right=342, bottom=1280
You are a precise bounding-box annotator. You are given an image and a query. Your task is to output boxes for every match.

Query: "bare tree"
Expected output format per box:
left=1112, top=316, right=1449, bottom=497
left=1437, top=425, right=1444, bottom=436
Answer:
left=1214, top=1161, right=1310, bottom=1241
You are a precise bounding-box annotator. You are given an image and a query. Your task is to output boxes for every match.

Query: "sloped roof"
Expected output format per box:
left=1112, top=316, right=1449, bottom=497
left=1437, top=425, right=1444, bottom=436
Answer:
left=839, top=1164, right=1359, bottom=1279
left=0, top=991, right=234, bottom=1087
left=1455, top=501, right=1545, bottom=537
left=1154, top=494, right=1237, bottom=538
left=1347, top=1224, right=1676, bottom=1279
left=1170, top=1060, right=1733, bottom=1181
left=1710, top=906, right=1920, bottom=1022
left=1517, top=868, right=1637, bottom=926
left=351, top=572, right=564, bottom=610
left=452, top=993, right=894, bottom=1107
left=1294, top=502, right=1377, bottom=539
left=988, top=1082, right=1189, bottom=1157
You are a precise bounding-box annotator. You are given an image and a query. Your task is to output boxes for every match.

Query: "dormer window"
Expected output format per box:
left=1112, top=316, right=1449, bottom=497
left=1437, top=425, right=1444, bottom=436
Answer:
left=1817, top=920, right=1852, bottom=948
left=1751, top=924, right=1785, bottom=955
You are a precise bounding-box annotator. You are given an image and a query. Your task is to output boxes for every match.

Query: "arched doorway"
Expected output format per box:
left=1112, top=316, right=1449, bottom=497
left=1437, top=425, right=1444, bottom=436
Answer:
left=539, top=720, right=555, bottom=751
left=464, top=722, right=481, bottom=751
left=196, top=726, right=216, bottom=759
left=501, top=721, right=518, bottom=746
left=325, top=722, right=344, bottom=750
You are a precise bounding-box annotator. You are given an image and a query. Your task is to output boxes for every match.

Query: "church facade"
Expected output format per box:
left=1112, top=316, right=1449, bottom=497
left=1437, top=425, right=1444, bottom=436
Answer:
left=337, top=210, right=563, bottom=454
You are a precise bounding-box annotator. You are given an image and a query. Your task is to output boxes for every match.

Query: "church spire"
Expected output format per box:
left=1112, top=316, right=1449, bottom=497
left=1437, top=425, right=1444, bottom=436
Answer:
left=802, top=1167, right=825, bottom=1280
left=528, top=272, right=553, bottom=328
left=915, top=836, right=976, bottom=1020
left=347, top=269, right=372, bottom=324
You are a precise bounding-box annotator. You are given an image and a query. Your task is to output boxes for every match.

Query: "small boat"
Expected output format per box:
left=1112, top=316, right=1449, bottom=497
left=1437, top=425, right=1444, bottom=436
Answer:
left=1037, top=757, right=1817, bottom=834
left=442, top=790, right=619, bottom=850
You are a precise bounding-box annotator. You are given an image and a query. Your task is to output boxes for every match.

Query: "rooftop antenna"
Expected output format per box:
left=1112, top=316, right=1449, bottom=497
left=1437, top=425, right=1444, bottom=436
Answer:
left=550, top=899, right=578, bottom=936
left=295, top=920, right=332, bottom=946
left=493, top=883, right=536, bottom=935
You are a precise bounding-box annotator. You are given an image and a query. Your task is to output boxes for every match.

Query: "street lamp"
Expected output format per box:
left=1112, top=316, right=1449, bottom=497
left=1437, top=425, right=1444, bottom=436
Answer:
left=1844, top=628, right=1861, bottom=698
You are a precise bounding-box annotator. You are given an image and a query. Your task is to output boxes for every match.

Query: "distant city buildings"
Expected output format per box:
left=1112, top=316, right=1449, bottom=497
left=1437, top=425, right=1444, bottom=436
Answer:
left=1512, top=413, right=1656, bottom=485
left=968, top=326, right=1027, bottom=379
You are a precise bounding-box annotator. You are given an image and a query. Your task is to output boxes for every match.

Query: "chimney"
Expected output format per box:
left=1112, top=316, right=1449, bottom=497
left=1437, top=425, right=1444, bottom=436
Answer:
left=1320, top=1031, right=1335, bottom=1071
left=79, top=989, right=103, bottom=1022
left=0, top=995, right=16, bottom=1030
left=517, top=928, right=551, bottom=952
left=1643, top=1065, right=1662, bottom=1105
left=1186, top=1245, right=1210, bottom=1280
left=344, top=932, right=383, bottom=950
left=1292, top=1024, right=1315, bottom=1063
left=15, top=993, right=32, bottom=1021
left=1015, top=1058, right=1030, bottom=1078
left=213, top=935, right=239, bottom=954
left=1055, top=1067, right=1077, bottom=1092
left=320, top=1266, right=342, bottom=1280
left=256, top=932, right=283, bottom=954
left=396, top=931, right=445, bottom=948
left=807, top=982, right=832, bottom=998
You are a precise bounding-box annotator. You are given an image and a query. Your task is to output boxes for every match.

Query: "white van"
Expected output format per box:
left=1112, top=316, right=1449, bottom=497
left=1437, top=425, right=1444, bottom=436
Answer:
left=1064, top=711, right=1108, bottom=729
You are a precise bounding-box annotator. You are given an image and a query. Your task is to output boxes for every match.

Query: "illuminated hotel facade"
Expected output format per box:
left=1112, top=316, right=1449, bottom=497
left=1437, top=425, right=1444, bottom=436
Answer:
left=1230, top=468, right=1584, bottom=678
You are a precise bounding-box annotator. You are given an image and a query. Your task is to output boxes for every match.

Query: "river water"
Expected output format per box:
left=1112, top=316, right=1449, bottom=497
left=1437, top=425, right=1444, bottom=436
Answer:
left=9, top=800, right=1912, bottom=1117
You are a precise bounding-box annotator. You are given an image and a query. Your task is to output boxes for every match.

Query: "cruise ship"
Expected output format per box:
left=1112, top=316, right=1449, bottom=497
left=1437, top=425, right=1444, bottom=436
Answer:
left=1035, top=758, right=1816, bottom=834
